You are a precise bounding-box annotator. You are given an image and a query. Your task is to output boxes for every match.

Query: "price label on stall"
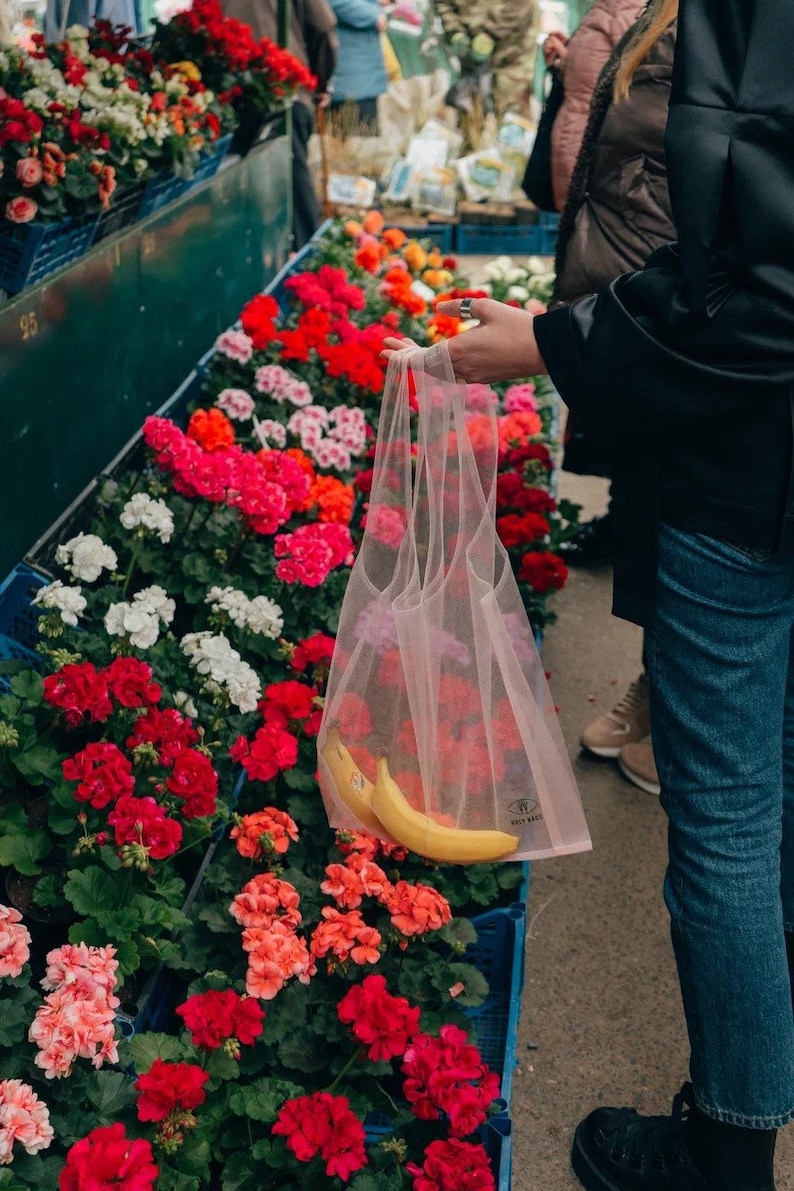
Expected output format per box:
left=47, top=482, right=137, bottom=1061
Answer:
left=19, top=310, right=40, bottom=342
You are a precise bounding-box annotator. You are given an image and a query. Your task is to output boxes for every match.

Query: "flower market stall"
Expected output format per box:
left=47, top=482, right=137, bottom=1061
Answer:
left=0, top=213, right=576, bottom=1189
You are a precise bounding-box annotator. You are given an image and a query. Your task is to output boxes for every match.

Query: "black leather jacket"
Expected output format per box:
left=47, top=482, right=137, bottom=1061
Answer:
left=535, top=0, right=794, bottom=626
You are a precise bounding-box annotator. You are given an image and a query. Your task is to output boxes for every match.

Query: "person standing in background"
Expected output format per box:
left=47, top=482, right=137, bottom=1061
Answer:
left=221, top=0, right=338, bottom=248
left=553, top=1, right=677, bottom=796
left=545, top=0, right=644, bottom=211
left=326, top=0, right=387, bottom=134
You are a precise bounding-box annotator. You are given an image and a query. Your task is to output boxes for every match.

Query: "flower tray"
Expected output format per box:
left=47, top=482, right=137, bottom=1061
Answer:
left=190, top=133, right=234, bottom=185
left=455, top=223, right=545, bottom=256
left=464, top=905, right=526, bottom=1107
left=94, top=181, right=147, bottom=244
left=0, top=214, right=100, bottom=295
left=138, top=171, right=193, bottom=220
left=387, top=222, right=456, bottom=254
left=540, top=211, right=560, bottom=256
left=0, top=564, right=47, bottom=690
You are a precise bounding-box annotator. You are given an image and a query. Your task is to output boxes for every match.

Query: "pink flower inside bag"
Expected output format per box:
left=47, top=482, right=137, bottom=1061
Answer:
left=318, top=342, right=591, bottom=864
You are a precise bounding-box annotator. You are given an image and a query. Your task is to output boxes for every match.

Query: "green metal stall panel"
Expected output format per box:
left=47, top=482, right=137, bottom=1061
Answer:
left=0, top=130, right=291, bottom=578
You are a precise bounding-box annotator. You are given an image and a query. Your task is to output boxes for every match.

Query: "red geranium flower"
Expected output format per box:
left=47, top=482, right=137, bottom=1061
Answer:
left=62, top=741, right=135, bottom=810
left=127, top=707, right=200, bottom=766
left=406, top=1138, right=495, bottom=1191
left=165, top=749, right=219, bottom=820
left=402, top=1024, right=500, bottom=1137
left=337, top=974, right=420, bottom=1061
left=135, top=1058, right=209, bottom=1123
left=59, top=1123, right=158, bottom=1191
left=43, top=663, right=112, bottom=727
left=496, top=512, right=551, bottom=549
left=518, top=550, right=569, bottom=594
left=260, top=679, right=316, bottom=727
left=108, top=796, right=182, bottom=861
left=230, top=723, right=299, bottom=782
left=272, top=1091, right=367, bottom=1182
left=176, top=989, right=264, bottom=1052
left=105, top=657, right=162, bottom=708
left=291, top=633, right=335, bottom=673
left=240, top=293, right=279, bottom=349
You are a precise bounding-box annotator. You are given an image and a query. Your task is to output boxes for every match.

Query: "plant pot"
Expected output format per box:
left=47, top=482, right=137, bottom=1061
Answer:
left=5, top=871, right=74, bottom=981
left=0, top=214, right=100, bottom=295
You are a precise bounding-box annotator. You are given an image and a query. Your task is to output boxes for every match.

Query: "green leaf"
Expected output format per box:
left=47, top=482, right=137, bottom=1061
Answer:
left=64, top=868, right=126, bottom=916
left=85, top=1070, right=138, bottom=1120
left=436, top=918, right=478, bottom=950
left=277, top=1031, right=328, bottom=1074
left=128, top=1031, right=189, bottom=1071
left=220, top=1151, right=262, bottom=1191
left=32, top=873, right=64, bottom=909
left=203, top=1047, right=240, bottom=1081
left=156, top=1169, right=200, bottom=1191
left=349, top=1173, right=399, bottom=1191
left=13, top=745, right=62, bottom=782
left=174, top=1136, right=213, bottom=1181
left=9, top=672, right=43, bottom=705
left=443, top=962, right=490, bottom=1008
left=0, top=829, right=50, bottom=875
left=228, top=1078, right=303, bottom=1123
left=0, top=999, right=34, bottom=1048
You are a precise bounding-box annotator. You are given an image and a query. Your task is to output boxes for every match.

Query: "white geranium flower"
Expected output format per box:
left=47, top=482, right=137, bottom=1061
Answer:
left=104, top=602, right=160, bottom=649
left=482, top=255, right=514, bottom=280
left=55, top=533, right=118, bottom=584
left=173, top=690, right=199, bottom=719
left=506, top=285, right=530, bottom=303
left=224, top=663, right=262, bottom=714
left=120, top=494, right=175, bottom=544
left=206, top=586, right=250, bottom=629
left=32, top=581, right=86, bottom=628
left=132, top=586, right=175, bottom=624
left=246, top=596, right=284, bottom=639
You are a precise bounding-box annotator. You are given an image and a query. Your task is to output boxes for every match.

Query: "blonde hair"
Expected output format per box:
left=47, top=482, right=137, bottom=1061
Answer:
left=613, top=0, right=678, bottom=102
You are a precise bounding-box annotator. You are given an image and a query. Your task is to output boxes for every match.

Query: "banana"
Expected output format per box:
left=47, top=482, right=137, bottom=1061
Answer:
left=371, top=754, right=520, bottom=864
left=320, top=724, right=382, bottom=832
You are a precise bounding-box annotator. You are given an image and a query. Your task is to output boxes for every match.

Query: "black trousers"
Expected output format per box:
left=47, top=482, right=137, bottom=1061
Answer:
left=292, top=100, right=321, bottom=251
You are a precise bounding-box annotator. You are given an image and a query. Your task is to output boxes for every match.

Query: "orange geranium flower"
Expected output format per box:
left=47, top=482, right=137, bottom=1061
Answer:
left=186, top=407, right=235, bottom=451
left=310, top=475, right=355, bottom=524
left=321, top=853, right=392, bottom=909
left=231, top=808, right=299, bottom=860
left=363, top=210, right=385, bottom=236
left=427, top=250, right=444, bottom=268
left=382, top=226, right=408, bottom=250
left=498, top=410, right=543, bottom=451
left=387, top=881, right=452, bottom=937
left=344, top=219, right=363, bottom=238
left=310, top=907, right=382, bottom=967
left=230, top=873, right=302, bottom=929
left=427, top=312, right=463, bottom=343
left=244, top=921, right=315, bottom=999
left=354, top=241, right=382, bottom=274
left=403, top=242, right=427, bottom=272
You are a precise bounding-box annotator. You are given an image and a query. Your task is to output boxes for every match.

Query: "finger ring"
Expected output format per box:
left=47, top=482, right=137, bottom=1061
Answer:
left=460, top=297, right=474, bottom=320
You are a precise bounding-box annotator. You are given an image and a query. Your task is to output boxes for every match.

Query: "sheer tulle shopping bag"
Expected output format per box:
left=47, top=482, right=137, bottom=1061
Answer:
left=318, top=343, right=591, bottom=863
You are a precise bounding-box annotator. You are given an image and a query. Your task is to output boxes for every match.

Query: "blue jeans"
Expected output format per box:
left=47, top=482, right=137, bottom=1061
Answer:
left=646, top=526, right=794, bottom=1127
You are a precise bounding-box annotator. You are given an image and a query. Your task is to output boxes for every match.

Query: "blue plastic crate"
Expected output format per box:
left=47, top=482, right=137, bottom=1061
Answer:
left=0, top=566, right=47, bottom=690
left=456, top=223, right=544, bottom=256
left=388, top=222, right=456, bottom=254
left=191, top=133, right=234, bottom=185
left=465, top=904, right=526, bottom=1107
left=94, top=180, right=146, bottom=244
left=540, top=211, right=560, bottom=256
left=139, top=170, right=192, bottom=219
left=0, top=215, right=100, bottom=294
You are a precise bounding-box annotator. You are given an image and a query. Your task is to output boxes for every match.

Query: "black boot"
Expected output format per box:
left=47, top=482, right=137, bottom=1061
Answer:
left=558, top=511, right=614, bottom=567
left=572, top=1083, right=776, bottom=1190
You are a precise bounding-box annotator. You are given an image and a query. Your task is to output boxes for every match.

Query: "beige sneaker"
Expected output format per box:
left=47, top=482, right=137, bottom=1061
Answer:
left=618, top=740, right=661, bottom=796
left=580, top=673, right=650, bottom=758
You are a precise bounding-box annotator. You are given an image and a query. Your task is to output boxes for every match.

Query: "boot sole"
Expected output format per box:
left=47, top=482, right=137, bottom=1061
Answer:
left=580, top=742, right=623, bottom=759
left=617, top=755, right=661, bottom=796
left=571, top=1122, right=623, bottom=1190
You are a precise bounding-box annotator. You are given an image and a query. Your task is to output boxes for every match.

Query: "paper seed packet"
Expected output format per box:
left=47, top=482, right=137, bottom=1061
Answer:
left=455, top=152, right=516, bottom=203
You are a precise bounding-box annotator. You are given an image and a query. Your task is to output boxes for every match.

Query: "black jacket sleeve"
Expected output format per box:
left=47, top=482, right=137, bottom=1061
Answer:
left=535, top=0, right=794, bottom=449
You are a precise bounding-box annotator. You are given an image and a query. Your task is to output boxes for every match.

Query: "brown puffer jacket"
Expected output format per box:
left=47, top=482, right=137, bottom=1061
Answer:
left=555, top=24, right=676, bottom=304
left=550, top=0, right=644, bottom=210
